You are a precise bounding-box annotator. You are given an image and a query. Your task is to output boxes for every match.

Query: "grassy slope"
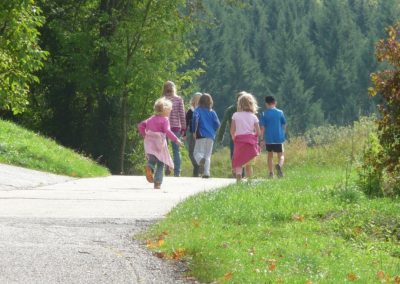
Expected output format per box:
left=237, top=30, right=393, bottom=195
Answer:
left=145, top=119, right=400, bottom=283
left=0, top=119, right=109, bottom=177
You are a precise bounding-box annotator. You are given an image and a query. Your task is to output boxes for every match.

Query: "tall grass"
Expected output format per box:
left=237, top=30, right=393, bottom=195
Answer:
left=0, top=119, right=109, bottom=177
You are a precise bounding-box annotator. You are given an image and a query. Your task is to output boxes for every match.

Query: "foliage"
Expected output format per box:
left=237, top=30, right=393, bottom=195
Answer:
left=190, top=0, right=400, bottom=134
left=0, top=0, right=47, bottom=113
left=144, top=159, right=400, bottom=283
left=364, top=22, right=400, bottom=197
left=17, top=0, right=200, bottom=174
left=0, top=119, right=109, bottom=177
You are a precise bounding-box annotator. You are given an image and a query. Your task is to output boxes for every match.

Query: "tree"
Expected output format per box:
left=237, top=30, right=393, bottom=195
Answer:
left=367, top=22, right=400, bottom=196
left=0, top=0, right=47, bottom=113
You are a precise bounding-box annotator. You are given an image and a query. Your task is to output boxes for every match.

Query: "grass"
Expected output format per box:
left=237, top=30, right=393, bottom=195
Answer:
left=144, top=118, right=400, bottom=283
left=0, top=119, right=109, bottom=177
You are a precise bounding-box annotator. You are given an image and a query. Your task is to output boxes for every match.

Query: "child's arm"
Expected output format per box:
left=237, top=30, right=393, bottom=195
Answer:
left=213, top=111, right=221, bottom=131
left=138, top=120, right=147, bottom=137
left=178, top=97, right=186, bottom=135
left=230, top=119, right=236, bottom=140
left=254, top=123, right=261, bottom=137
left=260, top=126, right=265, bottom=144
left=163, top=119, right=184, bottom=146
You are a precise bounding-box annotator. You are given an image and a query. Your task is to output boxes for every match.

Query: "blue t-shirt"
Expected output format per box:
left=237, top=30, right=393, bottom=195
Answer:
left=192, top=107, right=221, bottom=140
left=260, top=107, right=286, bottom=144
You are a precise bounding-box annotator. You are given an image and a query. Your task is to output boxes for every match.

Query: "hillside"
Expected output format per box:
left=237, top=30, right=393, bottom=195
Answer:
left=0, top=119, right=109, bottom=177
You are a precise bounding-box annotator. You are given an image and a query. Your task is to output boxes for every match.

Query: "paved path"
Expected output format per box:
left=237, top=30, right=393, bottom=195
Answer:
left=0, top=164, right=235, bottom=283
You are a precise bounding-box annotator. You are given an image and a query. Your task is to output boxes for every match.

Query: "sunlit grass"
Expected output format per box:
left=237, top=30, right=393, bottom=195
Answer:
left=144, top=118, right=400, bottom=283
left=0, top=119, right=109, bottom=177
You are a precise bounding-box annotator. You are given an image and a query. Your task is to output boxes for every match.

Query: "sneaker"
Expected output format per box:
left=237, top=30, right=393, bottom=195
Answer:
left=145, top=165, right=154, bottom=183
left=154, top=182, right=161, bottom=189
left=202, top=175, right=210, bottom=179
left=268, top=172, right=274, bottom=179
left=198, top=158, right=205, bottom=176
left=275, top=164, right=283, bottom=178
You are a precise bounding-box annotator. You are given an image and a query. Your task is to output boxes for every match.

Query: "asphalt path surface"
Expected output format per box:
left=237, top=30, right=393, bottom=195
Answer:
left=0, top=164, right=235, bottom=283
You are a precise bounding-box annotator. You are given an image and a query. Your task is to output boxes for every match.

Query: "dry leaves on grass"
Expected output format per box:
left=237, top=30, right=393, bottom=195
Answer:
left=292, top=214, right=305, bottom=222
left=267, top=259, right=277, bottom=272
left=347, top=272, right=358, bottom=281
left=172, top=248, right=186, bottom=260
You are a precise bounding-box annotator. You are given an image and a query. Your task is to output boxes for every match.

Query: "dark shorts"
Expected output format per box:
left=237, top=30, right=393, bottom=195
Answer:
left=266, top=144, right=284, bottom=153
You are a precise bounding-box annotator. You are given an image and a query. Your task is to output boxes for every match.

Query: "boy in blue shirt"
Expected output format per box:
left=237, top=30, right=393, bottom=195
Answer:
left=192, top=93, right=221, bottom=178
left=259, top=96, right=287, bottom=178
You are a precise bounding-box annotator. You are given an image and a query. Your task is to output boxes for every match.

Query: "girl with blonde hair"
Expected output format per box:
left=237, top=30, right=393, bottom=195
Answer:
left=230, top=92, right=261, bottom=183
left=138, top=97, right=183, bottom=189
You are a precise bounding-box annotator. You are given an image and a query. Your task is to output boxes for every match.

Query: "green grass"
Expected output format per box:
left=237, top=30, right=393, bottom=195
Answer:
left=0, top=119, right=109, bottom=177
left=145, top=118, right=400, bottom=283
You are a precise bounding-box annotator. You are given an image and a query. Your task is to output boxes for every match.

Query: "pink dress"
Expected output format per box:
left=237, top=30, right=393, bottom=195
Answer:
left=138, top=115, right=177, bottom=169
left=231, top=112, right=260, bottom=169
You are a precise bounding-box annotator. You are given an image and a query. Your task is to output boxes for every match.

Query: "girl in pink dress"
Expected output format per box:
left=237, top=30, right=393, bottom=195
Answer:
left=230, top=92, right=261, bottom=183
left=138, top=98, right=183, bottom=189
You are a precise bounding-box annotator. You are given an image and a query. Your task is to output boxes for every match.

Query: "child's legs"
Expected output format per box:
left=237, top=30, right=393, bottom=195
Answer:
left=193, top=138, right=206, bottom=164
left=188, top=135, right=199, bottom=175
left=267, top=151, right=273, bottom=173
left=171, top=131, right=181, bottom=176
left=277, top=152, right=284, bottom=167
left=235, top=167, right=243, bottom=175
left=154, top=159, right=165, bottom=184
left=203, top=139, right=214, bottom=176
left=147, top=154, right=157, bottom=170
left=245, top=163, right=253, bottom=178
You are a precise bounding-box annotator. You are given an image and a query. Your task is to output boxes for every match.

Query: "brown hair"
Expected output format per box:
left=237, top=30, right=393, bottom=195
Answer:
left=154, top=97, right=173, bottom=115
left=162, top=81, right=176, bottom=97
left=198, top=93, right=213, bottom=109
left=237, top=92, right=258, bottom=114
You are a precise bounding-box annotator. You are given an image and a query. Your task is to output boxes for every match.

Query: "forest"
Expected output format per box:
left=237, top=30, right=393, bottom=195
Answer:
left=1, top=0, right=400, bottom=174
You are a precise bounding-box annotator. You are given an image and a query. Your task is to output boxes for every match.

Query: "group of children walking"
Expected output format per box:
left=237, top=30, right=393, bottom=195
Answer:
left=138, top=80, right=286, bottom=189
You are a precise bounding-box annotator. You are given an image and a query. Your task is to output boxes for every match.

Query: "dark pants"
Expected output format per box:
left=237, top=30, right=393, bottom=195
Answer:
left=188, top=134, right=199, bottom=177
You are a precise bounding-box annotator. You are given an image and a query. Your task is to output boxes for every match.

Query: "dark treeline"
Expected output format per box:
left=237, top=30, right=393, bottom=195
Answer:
left=2, top=0, right=399, bottom=174
left=191, top=0, right=400, bottom=134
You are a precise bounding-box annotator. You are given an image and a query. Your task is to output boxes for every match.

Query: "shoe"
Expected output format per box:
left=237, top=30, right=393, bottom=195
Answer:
left=145, top=165, right=154, bottom=183
left=202, top=175, right=210, bottom=179
left=198, top=158, right=205, bottom=176
left=165, top=166, right=171, bottom=176
left=154, top=182, right=161, bottom=189
left=268, top=172, right=274, bottom=179
left=275, top=164, right=283, bottom=178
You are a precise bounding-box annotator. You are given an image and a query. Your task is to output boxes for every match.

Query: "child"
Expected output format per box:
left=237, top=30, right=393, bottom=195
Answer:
left=192, top=93, right=221, bottom=178
left=259, top=96, right=287, bottom=178
left=162, top=81, right=186, bottom=177
left=138, top=97, right=183, bottom=189
left=185, top=92, right=202, bottom=177
left=230, top=92, right=261, bottom=183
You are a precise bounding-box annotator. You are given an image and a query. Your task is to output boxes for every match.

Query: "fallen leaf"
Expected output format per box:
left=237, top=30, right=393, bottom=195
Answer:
left=292, top=214, right=305, bottom=222
left=377, top=271, right=385, bottom=280
left=394, top=276, right=400, bottom=284
left=192, top=219, right=201, bottom=227
left=305, top=281, right=313, bottom=284
left=224, top=272, right=233, bottom=281
left=153, top=252, right=165, bottom=259
left=268, top=259, right=277, bottom=271
left=347, top=272, right=358, bottom=281
left=172, top=248, right=186, bottom=260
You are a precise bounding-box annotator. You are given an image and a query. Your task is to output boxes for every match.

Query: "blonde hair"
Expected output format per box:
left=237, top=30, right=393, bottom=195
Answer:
left=190, top=92, right=202, bottom=108
left=237, top=91, right=258, bottom=114
left=162, top=81, right=177, bottom=97
left=154, top=97, right=172, bottom=115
